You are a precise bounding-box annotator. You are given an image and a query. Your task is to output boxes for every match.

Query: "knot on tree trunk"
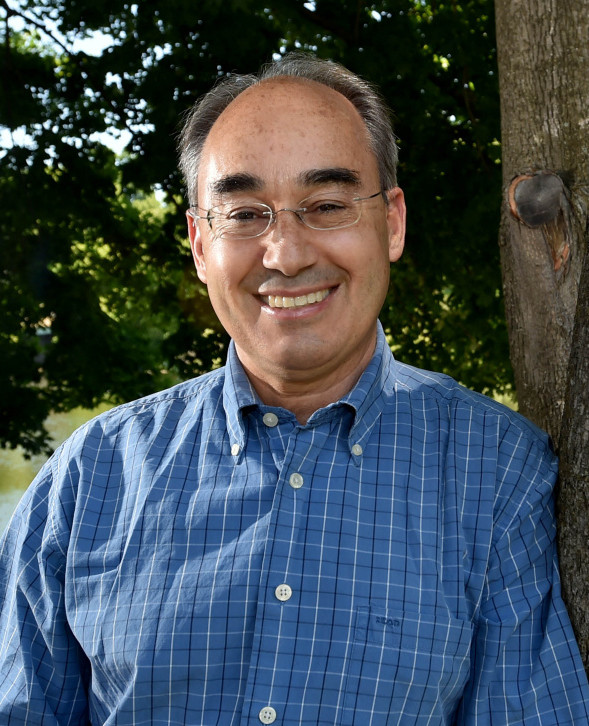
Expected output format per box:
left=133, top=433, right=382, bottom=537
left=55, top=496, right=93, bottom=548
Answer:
left=508, top=171, right=571, bottom=271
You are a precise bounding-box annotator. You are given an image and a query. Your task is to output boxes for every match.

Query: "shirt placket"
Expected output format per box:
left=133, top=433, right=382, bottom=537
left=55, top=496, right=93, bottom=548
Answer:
left=240, top=413, right=325, bottom=725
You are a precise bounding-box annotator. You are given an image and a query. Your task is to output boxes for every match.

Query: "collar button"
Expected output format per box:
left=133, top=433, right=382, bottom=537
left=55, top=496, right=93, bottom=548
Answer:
left=263, top=412, right=279, bottom=427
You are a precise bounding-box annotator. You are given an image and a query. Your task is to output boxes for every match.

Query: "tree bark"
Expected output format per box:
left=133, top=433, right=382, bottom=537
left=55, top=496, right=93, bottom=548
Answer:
left=558, top=241, right=589, bottom=670
left=495, top=0, right=589, bottom=669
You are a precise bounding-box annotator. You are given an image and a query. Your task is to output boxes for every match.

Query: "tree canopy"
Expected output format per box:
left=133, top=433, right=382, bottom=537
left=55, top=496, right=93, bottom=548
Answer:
left=0, top=0, right=509, bottom=455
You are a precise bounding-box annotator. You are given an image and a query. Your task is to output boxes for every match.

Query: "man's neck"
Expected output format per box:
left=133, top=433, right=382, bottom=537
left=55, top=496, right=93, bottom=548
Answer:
left=236, top=341, right=377, bottom=425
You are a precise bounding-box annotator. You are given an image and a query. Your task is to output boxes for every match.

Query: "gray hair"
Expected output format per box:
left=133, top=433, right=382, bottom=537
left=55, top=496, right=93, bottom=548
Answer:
left=178, top=53, right=398, bottom=207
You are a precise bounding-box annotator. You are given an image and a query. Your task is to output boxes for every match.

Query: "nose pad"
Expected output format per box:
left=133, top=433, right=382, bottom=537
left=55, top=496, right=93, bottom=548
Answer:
left=266, top=207, right=307, bottom=238
left=270, top=208, right=306, bottom=228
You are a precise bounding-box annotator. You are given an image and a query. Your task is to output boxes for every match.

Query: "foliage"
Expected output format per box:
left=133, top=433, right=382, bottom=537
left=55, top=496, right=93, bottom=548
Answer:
left=0, top=0, right=510, bottom=455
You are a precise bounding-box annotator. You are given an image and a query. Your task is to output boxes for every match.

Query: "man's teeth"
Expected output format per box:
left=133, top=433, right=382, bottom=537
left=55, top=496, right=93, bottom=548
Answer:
left=266, top=289, right=330, bottom=308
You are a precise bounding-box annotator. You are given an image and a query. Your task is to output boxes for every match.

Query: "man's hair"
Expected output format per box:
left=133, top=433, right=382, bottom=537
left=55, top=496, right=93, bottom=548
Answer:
left=178, top=53, right=398, bottom=207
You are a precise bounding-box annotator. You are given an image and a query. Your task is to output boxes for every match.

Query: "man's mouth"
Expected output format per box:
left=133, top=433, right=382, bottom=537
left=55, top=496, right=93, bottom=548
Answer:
left=261, top=288, right=331, bottom=309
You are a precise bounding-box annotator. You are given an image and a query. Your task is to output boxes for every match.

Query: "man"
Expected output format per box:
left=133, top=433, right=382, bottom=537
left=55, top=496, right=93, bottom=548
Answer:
left=0, top=54, right=588, bottom=725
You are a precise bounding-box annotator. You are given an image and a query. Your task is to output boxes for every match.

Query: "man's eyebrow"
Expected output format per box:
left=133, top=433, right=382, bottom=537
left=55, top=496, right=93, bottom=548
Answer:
left=210, top=173, right=264, bottom=196
left=297, top=168, right=362, bottom=187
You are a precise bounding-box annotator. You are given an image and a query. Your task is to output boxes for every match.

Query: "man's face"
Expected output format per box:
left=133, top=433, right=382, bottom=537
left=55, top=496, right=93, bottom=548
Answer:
left=188, top=78, right=405, bottom=392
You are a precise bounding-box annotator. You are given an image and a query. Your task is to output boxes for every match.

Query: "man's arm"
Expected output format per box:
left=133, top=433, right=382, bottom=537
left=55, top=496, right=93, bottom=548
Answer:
left=0, top=462, right=90, bottom=725
left=458, top=433, right=589, bottom=723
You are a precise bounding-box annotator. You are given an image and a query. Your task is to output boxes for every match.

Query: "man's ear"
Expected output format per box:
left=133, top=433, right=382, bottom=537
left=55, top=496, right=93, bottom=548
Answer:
left=384, top=187, right=406, bottom=263
left=186, top=211, right=207, bottom=285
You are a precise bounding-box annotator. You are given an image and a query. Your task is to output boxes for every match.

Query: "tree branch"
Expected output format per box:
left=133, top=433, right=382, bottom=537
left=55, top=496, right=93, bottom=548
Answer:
left=1, top=0, right=70, bottom=55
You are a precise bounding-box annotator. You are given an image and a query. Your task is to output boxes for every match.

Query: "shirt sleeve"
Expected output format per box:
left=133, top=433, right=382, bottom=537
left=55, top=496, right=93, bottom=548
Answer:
left=0, top=454, right=90, bottom=725
left=458, top=429, right=589, bottom=724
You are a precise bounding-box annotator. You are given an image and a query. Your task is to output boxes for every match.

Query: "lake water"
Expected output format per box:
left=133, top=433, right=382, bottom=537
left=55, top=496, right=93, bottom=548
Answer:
left=0, top=405, right=111, bottom=535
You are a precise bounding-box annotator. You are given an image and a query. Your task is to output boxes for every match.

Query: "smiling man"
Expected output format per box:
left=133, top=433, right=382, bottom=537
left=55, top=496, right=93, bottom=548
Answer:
left=1, top=54, right=588, bottom=725
left=186, top=76, right=405, bottom=423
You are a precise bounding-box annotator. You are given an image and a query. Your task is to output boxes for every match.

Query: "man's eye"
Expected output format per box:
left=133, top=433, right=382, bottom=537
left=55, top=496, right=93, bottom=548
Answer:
left=308, top=200, right=348, bottom=214
left=227, top=208, right=264, bottom=222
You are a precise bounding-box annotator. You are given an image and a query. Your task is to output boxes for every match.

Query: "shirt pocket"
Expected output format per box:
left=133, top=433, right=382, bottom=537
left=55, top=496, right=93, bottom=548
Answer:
left=340, top=606, right=472, bottom=725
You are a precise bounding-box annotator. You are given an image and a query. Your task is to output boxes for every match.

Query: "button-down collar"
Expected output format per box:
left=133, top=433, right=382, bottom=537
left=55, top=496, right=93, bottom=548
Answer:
left=222, top=322, right=396, bottom=457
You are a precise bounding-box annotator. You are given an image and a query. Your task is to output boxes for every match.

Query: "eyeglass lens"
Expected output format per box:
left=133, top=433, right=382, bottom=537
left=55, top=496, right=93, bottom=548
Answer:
left=211, top=194, right=371, bottom=239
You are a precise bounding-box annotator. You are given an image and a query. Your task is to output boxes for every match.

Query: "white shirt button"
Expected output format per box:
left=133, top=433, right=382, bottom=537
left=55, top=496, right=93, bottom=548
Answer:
left=231, top=444, right=241, bottom=456
left=262, top=412, right=279, bottom=427
left=351, top=443, right=363, bottom=456
left=275, top=583, right=293, bottom=601
left=289, top=472, right=304, bottom=489
left=259, top=706, right=277, bottom=724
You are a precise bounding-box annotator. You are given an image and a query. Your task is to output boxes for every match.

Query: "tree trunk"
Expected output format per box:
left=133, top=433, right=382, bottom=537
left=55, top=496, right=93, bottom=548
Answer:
left=494, top=0, right=589, bottom=670
left=558, top=243, right=589, bottom=669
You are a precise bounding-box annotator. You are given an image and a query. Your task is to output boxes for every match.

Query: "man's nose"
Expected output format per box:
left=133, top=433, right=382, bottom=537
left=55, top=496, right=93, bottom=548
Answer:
left=261, top=211, right=318, bottom=276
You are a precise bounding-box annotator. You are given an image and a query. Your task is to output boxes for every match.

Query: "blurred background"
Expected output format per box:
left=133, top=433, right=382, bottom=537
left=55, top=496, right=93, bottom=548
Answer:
left=0, top=0, right=510, bottom=530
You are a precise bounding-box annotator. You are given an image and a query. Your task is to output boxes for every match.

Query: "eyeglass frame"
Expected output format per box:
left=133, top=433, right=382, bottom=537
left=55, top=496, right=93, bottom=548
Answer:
left=187, top=189, right=386, bottom=240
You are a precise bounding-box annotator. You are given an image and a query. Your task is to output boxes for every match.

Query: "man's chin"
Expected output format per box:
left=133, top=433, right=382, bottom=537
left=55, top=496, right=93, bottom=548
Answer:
left=238, top=338, right=338, bottom=377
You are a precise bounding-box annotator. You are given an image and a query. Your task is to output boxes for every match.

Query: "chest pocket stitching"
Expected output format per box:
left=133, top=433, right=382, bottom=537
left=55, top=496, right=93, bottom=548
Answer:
left=339, top=606, right=472, bottom=725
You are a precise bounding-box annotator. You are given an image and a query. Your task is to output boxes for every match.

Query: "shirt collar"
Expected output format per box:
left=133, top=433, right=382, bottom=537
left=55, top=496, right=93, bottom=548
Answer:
left=222, top=321, right=397, bottom=455
left=223, top=341, right=259, bottom=454
left=340, top=322, right=396, bottom=450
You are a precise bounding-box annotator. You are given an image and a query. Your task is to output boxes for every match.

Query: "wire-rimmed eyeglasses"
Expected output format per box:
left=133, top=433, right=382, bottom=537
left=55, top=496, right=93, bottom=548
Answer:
left=188, top=190, right=385, bottom=240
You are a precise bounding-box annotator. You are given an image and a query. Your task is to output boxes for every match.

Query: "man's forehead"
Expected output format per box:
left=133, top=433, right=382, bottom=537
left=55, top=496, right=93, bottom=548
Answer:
left=204, top=77, right=368, bottom=149
left=219, top=75, right=353, bottom=117
left=198, top=78, right=374, bottom=194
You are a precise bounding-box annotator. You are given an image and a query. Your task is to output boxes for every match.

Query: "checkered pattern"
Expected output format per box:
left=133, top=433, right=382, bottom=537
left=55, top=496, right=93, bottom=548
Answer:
left=1, top=324, right=588, bottom=724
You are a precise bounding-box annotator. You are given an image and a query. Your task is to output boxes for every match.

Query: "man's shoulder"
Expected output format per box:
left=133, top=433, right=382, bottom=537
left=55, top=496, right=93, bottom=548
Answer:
left=66, top=367, right=227, bottom=448
left=393, top=359, right=499, bottom=409
left=391, top=359, right=550, bottom=446
left=108, top=366, right=224, bottom=413
left=113, top=366, right=225, bottom=413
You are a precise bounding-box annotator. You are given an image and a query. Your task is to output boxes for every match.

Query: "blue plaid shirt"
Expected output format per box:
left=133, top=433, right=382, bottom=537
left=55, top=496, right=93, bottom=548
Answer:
left=1, top=324, right=588, bottom=725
